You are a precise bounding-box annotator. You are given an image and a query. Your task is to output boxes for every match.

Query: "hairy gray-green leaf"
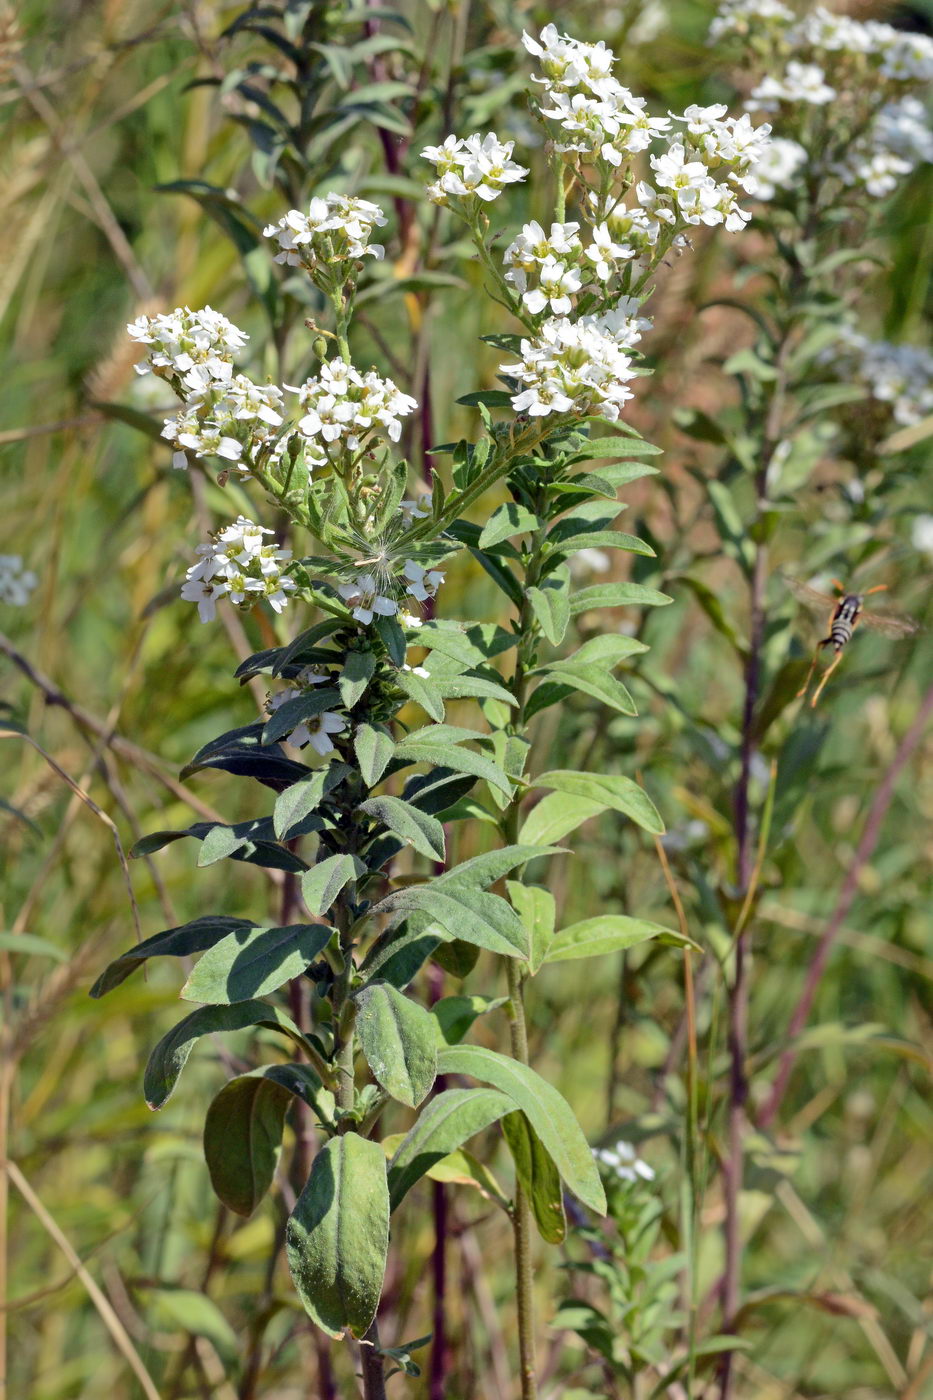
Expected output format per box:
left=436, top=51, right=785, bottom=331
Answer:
left=546, top=915, right=697, bottom=963
left=338, top=650, right=376, bottom=708
left=394, top=737, right=512, bottom=798
left=536, top=660, right=637, bottom=716
left=144, top=1001, right=308, bottom=1109
left=387, top=1087, right=514, bottom=1208
left=502, top=1110, right=566, bottom=1243
left=436, top=1044, right=605, bottom=1213
left=355, top=982, right=437, bottom=1107
left=287, top=1134, right=389, bottom=1339
left=90, top=916, right=252, bottom=998
left=533, top=770, right=664, bottom=835
left=478, top=502, right=541, bottom=548
left=569, top=582, right=673, bottom=616
left=517, top=792, right=605, bottom=847
left=181, top=923, right=334, bottom=1004
left=505, top=882, right=556, bottom=974
left=302, top=853, right=366, bottom=916
left=354, top=722, right=395, bottom=786
left=371, top=884, right=529, bottom=960
left=359, top=795, right=445, bottom=862
left=273, top=762, right=349, bottom=840
left=526, top=569, right=570, bottom=646
left=203, top=1065, right=322, bottom=1216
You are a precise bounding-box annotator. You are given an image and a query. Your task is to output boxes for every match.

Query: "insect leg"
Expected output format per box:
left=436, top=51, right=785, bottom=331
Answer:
left=811, top=648, right=845, bottom=707
left=796, top=644, right=827, bottom=699
left=862, top=584, right=888, bottom=596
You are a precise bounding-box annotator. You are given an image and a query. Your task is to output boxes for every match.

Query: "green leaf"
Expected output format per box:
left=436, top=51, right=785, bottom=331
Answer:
left=569, top=582, right=673, bottom=616
left=545, top=529, right=655, bottom=559
left=374, top=613, right=406, bottom=666
left=142, top=1288, right=238, bottom=1363
left=0, top=932, right=66, bottom=961
left=371, top=884, right=529, bottom=960
left=427, top=673, right=517, bottom=707
left=144, top=1001, right=308, bottom=1109
left=273, top=762, right=349, bottom=840
left=431, top=939, right=480, bottom=979
left=338, top=650, right=376, bottom=708
left=479, top=503, right=541, bottom=548
left=287, top=1134, right=389, bottom=1339
left=518, top=792, right=605, bottom=847
left=533, top=770, right=664, bottom=835
left=572, top=436, right=663, bottom=458
left=90, top=916, right=253, bottom=997
left=302, top=854, right=365, bottom=917
left=262, top=687, right=342, bottom=744
left=355, top=982, right=437, bottom=1107
left=396, top=668, right=445, bottom=721
left=505, top=882, right=556, bottom=975
left=355, top=723, right=395, bottom=786
left=527, top=570, right=571, bottom=646
left=436, top=1045, right=605, bottom=1213
left=359, top=795, right=445, bottom=862
left=387, top=1087, right=514, bottom=1208
left=536, top=660, right=637, bottom=716
left=432, top=995, right=506, bottom=1045
left=545, top=915, right=697, bottom=963
left=394, top=737, right=512, bottom=799
left=502, top=1111, right=566, bottom=1244
left=181, top=923, right=334, bottom=1004
left=438, top=844, right=561, bottom=890
left=203, top=1064, right=322, bottom=1216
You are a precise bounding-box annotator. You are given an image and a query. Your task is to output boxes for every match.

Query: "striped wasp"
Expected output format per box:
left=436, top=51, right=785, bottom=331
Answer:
left=784, top=575, right=919, bottom=707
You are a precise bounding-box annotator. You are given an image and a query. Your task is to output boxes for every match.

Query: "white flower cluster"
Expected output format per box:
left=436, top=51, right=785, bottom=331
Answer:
left=336, top=560, right=444, bottom=625
left=593, top=1139, right=655, bottom=1184
left=711, top=3, right=933, bottom=202
left=522, top=26, right=767, bottom=240
left=0, top=554, right=37, bottom=606
left=181, top=516, right=296, bottom=623
left=421, top=133, right=529, bottom=206
left=500, top=314, right=638, bottom=420
left=263, top=193, right=387, bottom=270
left=129, top=306, right=288, bottom=474
left=825, top=328, right=933, bottom=429
left=267, top=667, right=347, bottom=756
left=913, top=517, right=933, bottom=560
left=292, top=359, right=417, bottom=454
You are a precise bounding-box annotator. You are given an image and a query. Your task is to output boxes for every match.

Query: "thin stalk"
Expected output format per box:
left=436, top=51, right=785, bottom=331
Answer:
left=506, top=959, right=537, bottom=1400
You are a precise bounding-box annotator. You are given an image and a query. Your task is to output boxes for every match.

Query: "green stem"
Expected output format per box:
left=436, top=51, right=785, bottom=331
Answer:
left=506, top=959, right=537, bottom=1400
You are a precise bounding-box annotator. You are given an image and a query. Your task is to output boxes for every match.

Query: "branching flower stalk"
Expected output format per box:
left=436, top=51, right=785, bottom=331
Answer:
left=92, top=20, right=779, bottom=1398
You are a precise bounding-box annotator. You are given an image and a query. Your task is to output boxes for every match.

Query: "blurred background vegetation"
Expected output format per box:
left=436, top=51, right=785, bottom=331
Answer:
left=2, top=1, right=931, bottom=1396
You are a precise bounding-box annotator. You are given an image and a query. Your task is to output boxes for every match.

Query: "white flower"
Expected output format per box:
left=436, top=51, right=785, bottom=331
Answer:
left=593, top=1139, right=655, bottom=1184
left=0, top=555, right=38, bottom=606
left=266, top=671, right=337, bottom=749
left=293, top=359, right=417, bottom=452
left=522, top=25, right=617, bottom=97
left=585, top=223, right=635, bottom=281
left=403, top=560, right=444, bottom=603
left=302, top=711, right=347, bottom=757
left=747, top=62, right=836, bottom=113
left=752, top=136, right=807, bottom=200
left=522, top=255, right=583, bottom=315
left=821, top=327, right=933, bottom=428
left=421, top=132, right=528, bottom=205
left=400, top=493, right=432, bottom=524
left=708, top=0, right=793, bottom=42
left=912, top=516, right=933, bottom=559
left=501, top=316, right=636, bottom=421
left=650, top=143, right=715, bottom=208
left=338, top=574, right=399, bottom=625
left=263, top=193, right=387, bottom=267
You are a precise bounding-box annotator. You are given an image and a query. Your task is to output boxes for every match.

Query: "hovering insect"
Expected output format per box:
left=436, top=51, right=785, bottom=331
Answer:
left=785, top=575, right=919, bottom=707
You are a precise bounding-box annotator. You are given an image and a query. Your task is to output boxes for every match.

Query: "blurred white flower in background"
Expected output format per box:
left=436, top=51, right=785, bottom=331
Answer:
left=0, top=555, right=37, bottom=606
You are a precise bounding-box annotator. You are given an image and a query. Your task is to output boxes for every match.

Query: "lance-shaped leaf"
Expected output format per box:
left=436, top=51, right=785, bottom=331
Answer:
left=545, top=915, right=697, bottom=963
left=534, top=660, right=637, bottom=716
left=302, top=853, right=366, bottom=917
left=478, top=502, right=542, bottom=548
left=506, top=882, right=556, bottom=975
left=370, top=884, right=529, bottom=960
left=181, top=923, right=334, bottom=1004
left=203, top=1064, right=323, bottom=1216
left=432, top=994, right=506, bottom=1045
left=144, top=1001, right=309, bottom=1109
left=359, top=795, right=445, bottom=862
left=545, top=529, right=655, bottom=559
left=437, top=844, right=561, bottom=891
left=526, top=570, right=570, bottom=646
left=339, top=650, right=376, bottom=708
left=273, top=762, right=349, bottom=840
left=502, top=1111, right=566, bottom=1243
left=436, top=1045, right=606, bottom=1214
left=518, top=792, right=605, bottom=847
left=533, top=770, right=664, bottom=835
left=90, top=916, right=252, bottom=998
left=354, top=722, right=395, bottom=786
left=394, top=733, right=512, bottom=798
left=262, top=686, right=342, bottom=745
left=570, top=581, right=673, bottom=616
left=287, top=1134, right=389, bottom=1339
left=355, top=982, right=437, bottom=1107
left=387, top=1087, right=515, bottom=1208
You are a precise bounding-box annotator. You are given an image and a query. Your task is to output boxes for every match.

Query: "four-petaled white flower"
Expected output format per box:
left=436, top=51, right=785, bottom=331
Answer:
left=422, top=131, right=528, bottom=204
left=338, top=574, right=399, bottom=625
left=403, top=560, right=445, bottom=603
left=0, top=555, right=38, bottom=606
left=263, top=193, right=387, bottom=268
left=593, top=1140, right=656, bottom=1184
left=181, top=516, right=296, bottom=623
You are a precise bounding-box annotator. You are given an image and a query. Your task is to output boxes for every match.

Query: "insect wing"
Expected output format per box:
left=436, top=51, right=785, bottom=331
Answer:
left=782, top=574, right=836, bottom=614
left=858, top=610, right=920, bottom=639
